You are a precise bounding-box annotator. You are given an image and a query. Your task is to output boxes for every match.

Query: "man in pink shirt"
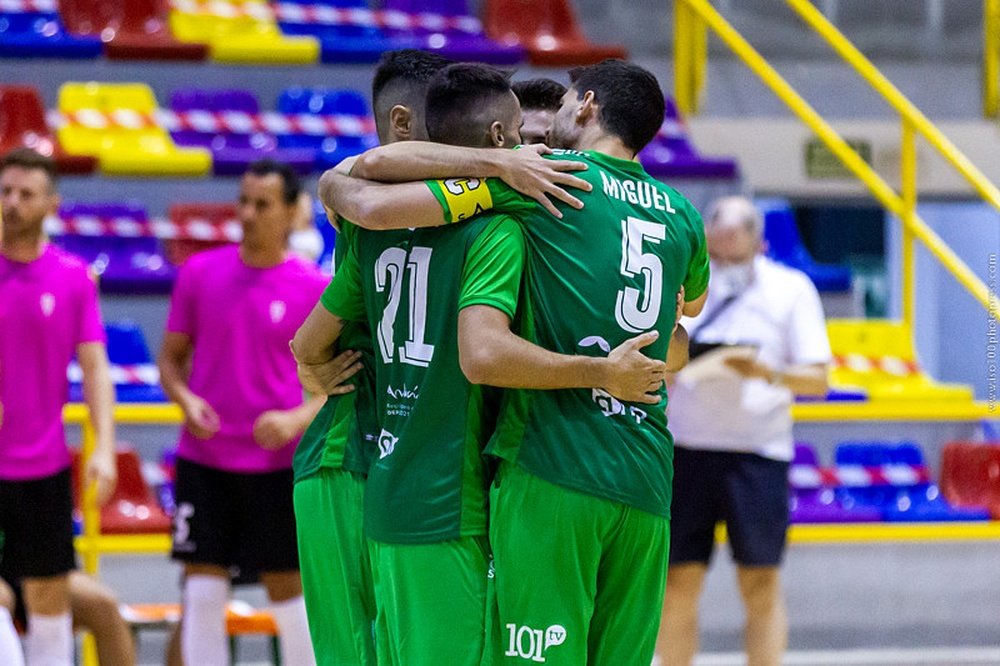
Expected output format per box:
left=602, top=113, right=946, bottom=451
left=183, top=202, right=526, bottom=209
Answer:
left=158, top=159, right=330, bottom=666
left=0, top=148, right=117, bottom=666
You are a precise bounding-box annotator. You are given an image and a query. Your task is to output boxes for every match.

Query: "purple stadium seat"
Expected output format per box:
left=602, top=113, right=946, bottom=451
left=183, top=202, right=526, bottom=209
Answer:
left=53, top=202, right=176, bottom=295
left=168, top=88, right=315, bottom=175
left=381, top=0, right=525, bottom=65
left=639, top=99, right=739, bottom=179
left=789, top=443, right=882, bottom=523
left=0, top=8, right=103, bottom=58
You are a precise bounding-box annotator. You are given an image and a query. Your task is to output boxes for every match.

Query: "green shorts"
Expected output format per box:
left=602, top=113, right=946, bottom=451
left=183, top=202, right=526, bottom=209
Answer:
left=369, top=535, right=490, bottom=666
left=488, top=462, right=670, bottom=665
left=293, top=468, right=375, bottom=666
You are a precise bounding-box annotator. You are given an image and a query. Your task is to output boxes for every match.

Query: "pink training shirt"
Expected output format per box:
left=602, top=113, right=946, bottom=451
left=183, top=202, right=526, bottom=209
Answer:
left=0, top=244, right=106, bottom=481
left=167, top=245, right=327, bottom=473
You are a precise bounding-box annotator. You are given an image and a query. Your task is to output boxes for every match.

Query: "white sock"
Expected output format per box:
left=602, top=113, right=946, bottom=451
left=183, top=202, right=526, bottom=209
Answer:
left=270, top=595, right=316, bottom=666
left=0, top=608, right=24, bottom=666
left=24, top=612, right=71, bottom=666
left=182, top=575, right=230, bottom=666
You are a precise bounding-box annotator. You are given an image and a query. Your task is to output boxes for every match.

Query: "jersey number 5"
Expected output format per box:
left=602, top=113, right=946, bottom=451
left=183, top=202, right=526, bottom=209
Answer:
left=615, top=216, right=666, bottom=333
left=375, top=246, right=435, bottom=367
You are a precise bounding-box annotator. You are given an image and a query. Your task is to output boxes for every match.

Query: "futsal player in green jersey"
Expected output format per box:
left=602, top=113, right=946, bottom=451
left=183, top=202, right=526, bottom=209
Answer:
left=297, top=63, right=670, bottom=666
left=290, top=49, right=450, bottom=666
left=315, top=59, right=710, bottom=664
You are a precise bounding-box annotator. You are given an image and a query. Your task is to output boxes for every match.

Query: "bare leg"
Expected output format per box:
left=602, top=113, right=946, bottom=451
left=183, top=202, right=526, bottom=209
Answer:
left=656, top=563, right=707, bottom=666
left=68, top=571, right=136, bottom=666
left=736, top=565, right=787, bottom=666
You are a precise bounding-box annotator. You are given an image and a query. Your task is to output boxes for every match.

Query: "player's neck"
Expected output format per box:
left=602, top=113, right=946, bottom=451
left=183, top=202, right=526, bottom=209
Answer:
left=574, top=131, right=634, bottom=161
left=1, top=232, right=46, bottom=263
left=239, top=243, right=287, bottom=269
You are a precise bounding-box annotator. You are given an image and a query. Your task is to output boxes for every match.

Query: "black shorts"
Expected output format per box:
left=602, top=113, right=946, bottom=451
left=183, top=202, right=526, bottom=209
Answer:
left=669, top=446, right=789, bottom=566
left=0, top=468, right=77, bottom=581
left=171, top=457, right=299, bottom=573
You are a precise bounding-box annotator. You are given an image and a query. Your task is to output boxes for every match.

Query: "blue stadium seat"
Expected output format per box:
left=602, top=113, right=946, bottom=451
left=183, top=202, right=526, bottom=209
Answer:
left=275, top=0, right=394, bottom=64
left=756, top=198, right=853, bottom=293
left=0, top=10, right=102, bottom=58
left=68, top=321, right=167, bottom=403
left=275, top=88, right=378, bottom=169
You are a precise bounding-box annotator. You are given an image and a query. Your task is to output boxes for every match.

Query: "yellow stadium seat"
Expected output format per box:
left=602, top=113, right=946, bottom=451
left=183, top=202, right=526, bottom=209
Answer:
left=169, top=0, right=319, bottom=65
left=56, top=82, right=211, bottom=177
left=827, top=319, right=974, bottom=402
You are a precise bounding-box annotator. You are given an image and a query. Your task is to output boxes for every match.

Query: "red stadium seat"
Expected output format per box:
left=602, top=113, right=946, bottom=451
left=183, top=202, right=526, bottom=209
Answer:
left=482, top=0, right=626, bottom=66
left=71, top=448, right=173, bottom=535
left=0, top=85, right=97, bottom=174
left=59, top=0, right=208, bottom=61
left=940, top=441, right=1000, bottom=519
left=165, top=202, right=239, bottom=267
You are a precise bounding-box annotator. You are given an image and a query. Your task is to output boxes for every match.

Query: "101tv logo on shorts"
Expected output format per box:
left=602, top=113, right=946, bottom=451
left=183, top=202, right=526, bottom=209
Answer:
left=504, top=623, right=567, bottom=662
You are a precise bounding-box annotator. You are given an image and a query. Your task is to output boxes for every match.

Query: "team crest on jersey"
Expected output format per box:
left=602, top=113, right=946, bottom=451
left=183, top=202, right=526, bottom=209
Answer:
left=269, top=300, right=286, bottom=324
left=40, top=292, right=55, bottom=317
left=377, top=428, right=398, bottom=459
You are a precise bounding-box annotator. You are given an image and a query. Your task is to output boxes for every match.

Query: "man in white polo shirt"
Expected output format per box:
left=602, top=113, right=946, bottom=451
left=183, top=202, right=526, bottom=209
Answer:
left=656, top=196, right=831, bottom=666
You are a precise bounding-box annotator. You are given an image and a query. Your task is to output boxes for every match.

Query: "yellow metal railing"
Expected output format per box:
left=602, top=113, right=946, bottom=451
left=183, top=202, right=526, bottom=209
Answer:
left=674, top=0, right=1000, bottom=332
left=986, top=0, right=1000, bottom=117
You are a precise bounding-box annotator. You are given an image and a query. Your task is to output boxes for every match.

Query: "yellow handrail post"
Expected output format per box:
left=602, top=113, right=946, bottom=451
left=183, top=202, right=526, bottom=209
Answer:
left=79, top=419, right=100, bottom=666
left=786, top=0, right=1000, bottom=211
left=900, top=119, right=917, bottom=332
left=691, top=3, right=708, bottom=115
left=985, top=0, right=1000, bottom=118
left=674, top=0, right=693, bottom=115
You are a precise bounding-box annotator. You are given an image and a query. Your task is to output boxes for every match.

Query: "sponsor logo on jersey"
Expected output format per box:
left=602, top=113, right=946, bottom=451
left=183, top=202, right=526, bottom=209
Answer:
left=592, top=389, right=648, bottom=424
left=386, top=384, right=420, bottom=400
left=269, top=300, right=287, bottom=324
left=578, top=335, right=612, bottom=354
left=40, top=292, right=55, bottom=317
left=504, top=623, right=567, bottom=662
left=377, top=428, right=398, bottom=459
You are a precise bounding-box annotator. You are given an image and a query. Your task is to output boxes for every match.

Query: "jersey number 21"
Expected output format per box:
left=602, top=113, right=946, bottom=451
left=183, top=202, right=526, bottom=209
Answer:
left=375, top=246, right=435, bottom=367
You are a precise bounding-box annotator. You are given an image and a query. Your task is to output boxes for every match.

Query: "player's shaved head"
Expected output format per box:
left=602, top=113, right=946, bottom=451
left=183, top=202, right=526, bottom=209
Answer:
left=371, top=49, right=452, bottom=143
left=425, top=63, right=521, bottom=149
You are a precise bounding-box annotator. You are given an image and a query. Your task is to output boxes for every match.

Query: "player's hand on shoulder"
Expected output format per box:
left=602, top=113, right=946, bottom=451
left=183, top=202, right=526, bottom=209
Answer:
left=498, top=144, right=592, bottom=219
left=603, top=331, right=667, bottom=405
left=181, top=394, right=221, bottom=440
left=253, top=410, right=299, bottom=450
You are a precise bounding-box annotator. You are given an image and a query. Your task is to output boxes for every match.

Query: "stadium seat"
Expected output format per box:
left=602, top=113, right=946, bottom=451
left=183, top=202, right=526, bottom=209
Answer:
left=165, top=202, right=239, bottom=266
left=0, top=85, right=97, bottom=175
left=169, top=0, right=319, bottom=65
left=833, top=441, right=989, bottom=522
left=274, top=0, right=394, bottom=64
left=381, top=0, right=525, bottom=65
left=71, top=448, right=173, bottom=534
left=639, top=98, right=740, bottom=180
left=56, top=82, right=212, bottom=176
left=826, top=319, right=975, bottom=402
left=788, top=443, right=882, bottom=523
left=168, top=88, right=315, bottom=175
left=755, top=198, right=853, bottom=293
left=58, top=0, right=208, bottom=61
left=276, top=87, right=379, bottom=170
left=68, top=321, right=168, bottom=403
left=481, top=0, right=625, bottom=66
left=52, top=201, right=176, bottom=294
left=0, top=4, right=102, bottom=58
left=940, top=441, right=1000, bottom=519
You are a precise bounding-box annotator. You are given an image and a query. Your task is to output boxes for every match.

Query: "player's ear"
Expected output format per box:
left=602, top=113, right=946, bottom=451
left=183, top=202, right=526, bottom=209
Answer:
left=389, top=105, right=413, bottom=140
left=489, top=121, right=506, bottom=148
left=577, top=90, right=597, bottom=125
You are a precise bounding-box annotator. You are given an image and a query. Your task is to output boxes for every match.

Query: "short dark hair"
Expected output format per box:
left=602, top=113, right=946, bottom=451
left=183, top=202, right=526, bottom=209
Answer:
left=245, top=159, right=300, bottom=205
left=371, top=49, right=452, bottom=132
left=568, top=59, right=665, bottom=153
left=0, top=147, right=57, bottom=189
left=512, top=78, right=566, bottom=112
left=425, top=63, right=514, bottom=147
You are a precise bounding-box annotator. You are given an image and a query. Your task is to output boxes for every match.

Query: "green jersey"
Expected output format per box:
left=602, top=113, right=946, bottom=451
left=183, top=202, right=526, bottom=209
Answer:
left=293, top=222, right=377, bottom=483
left=323, top=213, right=525, bottom=543
left=427, top=150, right=710, bottom=518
